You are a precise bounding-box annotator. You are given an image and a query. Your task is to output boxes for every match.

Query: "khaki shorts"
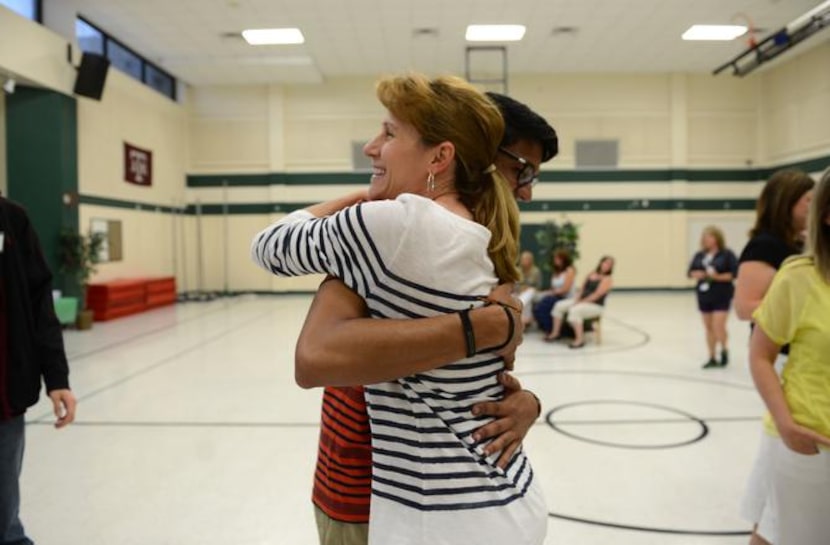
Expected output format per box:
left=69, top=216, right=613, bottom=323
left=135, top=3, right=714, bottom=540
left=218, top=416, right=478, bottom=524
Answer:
left=314, top=505, right=369, bottom=545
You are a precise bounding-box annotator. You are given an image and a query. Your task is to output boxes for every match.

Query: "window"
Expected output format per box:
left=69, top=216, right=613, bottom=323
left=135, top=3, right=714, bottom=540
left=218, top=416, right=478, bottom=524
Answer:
left=0, top=0, right=40, bottom=21
left=75, top=16, right=177, bottom=101
left=107, top=40, right=142, bottom=80
left=75, top=18, right=104, bottom=55
left=144, top=64, right=174, bottom=98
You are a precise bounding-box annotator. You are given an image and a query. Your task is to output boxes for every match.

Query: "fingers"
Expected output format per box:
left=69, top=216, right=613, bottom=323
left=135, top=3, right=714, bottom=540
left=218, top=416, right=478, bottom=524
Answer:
left=807, top=429, right=830, bottom=448
left=49, top=390, right=77, bottom=429
left=51, top=395, right=63, bottom=422
left=472, top=401, right=505, bottom=419
left=482, top=428, right=517, bottom=457
left=489, top=283, right=514, bottom=302
left=495, top=440, right=521, bottom=469
left=499, top=372, right=522, bottom=394
left=502, top=352, right=516, bottom=371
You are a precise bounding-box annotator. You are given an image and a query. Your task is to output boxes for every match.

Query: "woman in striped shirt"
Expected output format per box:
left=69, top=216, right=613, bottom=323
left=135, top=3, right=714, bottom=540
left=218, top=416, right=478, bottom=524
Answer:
left=252, top=74, right=546, bottom=544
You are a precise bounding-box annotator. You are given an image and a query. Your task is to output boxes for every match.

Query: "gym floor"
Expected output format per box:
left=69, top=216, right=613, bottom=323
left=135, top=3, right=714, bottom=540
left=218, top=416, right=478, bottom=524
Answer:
left=22, top=292, right=762, bottom=545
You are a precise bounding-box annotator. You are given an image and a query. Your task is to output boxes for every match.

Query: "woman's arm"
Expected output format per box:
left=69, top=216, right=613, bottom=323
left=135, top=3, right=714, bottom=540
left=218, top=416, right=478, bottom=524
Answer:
left=581, top=276, right=613, bottom=304
left=296, top=278, right=539, bottom=471
left=572, top=275, right=589, bottom=302
left=749, top=326, right=830, bottom=454
left=734, top=261, right=777, bottom=320
left=251, top=191, right=382, bottom=285
left=295, top=279, right=521, bottom=388
left=554, top=267, right=576, bottom=296
left=708, top=270, right=734, bottom=282
left=688, top=252, right=705, bottom=279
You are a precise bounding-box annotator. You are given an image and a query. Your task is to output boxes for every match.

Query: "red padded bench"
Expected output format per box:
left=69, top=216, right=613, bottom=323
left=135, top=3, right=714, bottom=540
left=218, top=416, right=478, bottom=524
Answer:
left=86, top=276, right=177, bottom=321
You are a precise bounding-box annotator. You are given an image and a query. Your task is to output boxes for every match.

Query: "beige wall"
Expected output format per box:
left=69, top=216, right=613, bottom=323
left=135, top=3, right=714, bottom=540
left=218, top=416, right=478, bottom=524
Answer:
left=758, top=40, right=830, bottom=165
left=189, top=73, right=765, bottom=173
left=187, top=73, right=766, bottom=291
left=78, top=69, right=189, bottom=286
left=0, top=6, right=75, bottom=95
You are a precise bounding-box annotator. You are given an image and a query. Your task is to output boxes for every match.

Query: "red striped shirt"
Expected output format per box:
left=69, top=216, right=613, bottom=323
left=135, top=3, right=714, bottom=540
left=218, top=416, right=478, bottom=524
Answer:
left=312, top=385, right=372, bottom=523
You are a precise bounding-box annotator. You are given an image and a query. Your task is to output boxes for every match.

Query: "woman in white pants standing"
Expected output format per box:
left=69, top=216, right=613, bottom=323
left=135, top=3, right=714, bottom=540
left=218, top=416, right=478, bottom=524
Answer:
left=545, top=256, right=614, bottom=348
left=744, top=169, right=830, bottom=545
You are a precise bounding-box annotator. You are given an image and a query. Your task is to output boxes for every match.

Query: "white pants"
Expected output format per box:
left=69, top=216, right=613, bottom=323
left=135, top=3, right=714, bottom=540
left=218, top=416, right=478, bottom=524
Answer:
left=518, top=289, right=536, bottom=322
left=741, top=431, right=830, bottom=544
left=551, top=299, right=604, bottom=324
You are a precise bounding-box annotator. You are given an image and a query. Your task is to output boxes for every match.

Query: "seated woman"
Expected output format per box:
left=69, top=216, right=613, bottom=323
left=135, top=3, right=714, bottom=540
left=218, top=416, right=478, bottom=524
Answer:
left=532, top=250, right=576, bottom=334
left=544, top=255, right=614, bottom=348
left=516, top=251, right=542, bottom=328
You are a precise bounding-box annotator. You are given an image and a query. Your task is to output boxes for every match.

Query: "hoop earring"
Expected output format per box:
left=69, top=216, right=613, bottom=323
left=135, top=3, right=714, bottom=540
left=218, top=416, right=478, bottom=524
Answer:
left=427, top=172, right=436, bottom=193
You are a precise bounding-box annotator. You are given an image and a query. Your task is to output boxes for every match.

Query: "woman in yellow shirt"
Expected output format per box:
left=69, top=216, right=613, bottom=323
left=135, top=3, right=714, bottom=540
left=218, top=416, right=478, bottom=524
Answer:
left=746, top=168, right=830, bottom=544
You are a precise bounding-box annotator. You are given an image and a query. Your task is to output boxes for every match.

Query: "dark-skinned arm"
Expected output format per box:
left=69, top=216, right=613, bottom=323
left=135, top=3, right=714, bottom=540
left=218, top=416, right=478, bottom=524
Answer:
left=295, top=278, right=541, bottom=469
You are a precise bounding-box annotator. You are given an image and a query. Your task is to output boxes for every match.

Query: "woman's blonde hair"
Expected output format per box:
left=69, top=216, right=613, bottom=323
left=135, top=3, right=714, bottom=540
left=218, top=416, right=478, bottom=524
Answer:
left=701, top=225, right=725, bottom=251
left=809, top=169, right=830, bottom=282
left=376, top=74, right=520, bottom=282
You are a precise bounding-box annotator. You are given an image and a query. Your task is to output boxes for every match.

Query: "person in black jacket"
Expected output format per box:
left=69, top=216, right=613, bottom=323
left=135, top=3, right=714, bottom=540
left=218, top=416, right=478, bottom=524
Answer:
left=0, top=196, right=76, bottom=545
left=688, top=225, right=738, bottom=369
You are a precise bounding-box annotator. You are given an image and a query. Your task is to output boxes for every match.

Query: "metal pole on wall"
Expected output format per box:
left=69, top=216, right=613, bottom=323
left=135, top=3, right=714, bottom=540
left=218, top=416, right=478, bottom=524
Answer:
left=195, top=198, right=205, bottom=300
left=222, top=180, right=229, bottom=296
left=171, top=200, right=178, bottom=287
left=178, top=200, right=190, bottom=300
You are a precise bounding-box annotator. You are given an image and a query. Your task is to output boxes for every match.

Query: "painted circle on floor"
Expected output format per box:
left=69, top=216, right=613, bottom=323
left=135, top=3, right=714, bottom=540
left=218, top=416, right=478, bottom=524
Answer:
left=545, top=400, right=709, bottom=449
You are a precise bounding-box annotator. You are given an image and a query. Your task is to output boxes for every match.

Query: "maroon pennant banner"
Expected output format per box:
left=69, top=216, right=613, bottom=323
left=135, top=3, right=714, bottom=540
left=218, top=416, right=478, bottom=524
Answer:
left=124, top=142, right=152, bottom=186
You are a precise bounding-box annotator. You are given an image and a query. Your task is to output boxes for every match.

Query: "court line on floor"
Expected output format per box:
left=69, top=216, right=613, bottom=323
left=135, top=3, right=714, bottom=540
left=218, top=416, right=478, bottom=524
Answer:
left=518, top=368, right=757, bottom=391
left=548, top=512, right=751, bottom=536
left=27, top=420, right=319, bottom=428
left=31, top=308, right=277, bottom=423
left=26, top=415, right=760, bottom=429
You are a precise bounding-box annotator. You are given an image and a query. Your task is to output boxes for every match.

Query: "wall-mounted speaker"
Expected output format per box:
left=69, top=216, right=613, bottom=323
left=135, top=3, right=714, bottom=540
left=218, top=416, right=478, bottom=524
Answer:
left=74, top=52, right=110, bottom=100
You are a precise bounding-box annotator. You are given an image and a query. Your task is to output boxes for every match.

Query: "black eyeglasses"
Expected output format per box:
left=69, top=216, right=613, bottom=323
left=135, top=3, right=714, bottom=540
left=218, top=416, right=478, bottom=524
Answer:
left=498, top=147, right=539, bottom=189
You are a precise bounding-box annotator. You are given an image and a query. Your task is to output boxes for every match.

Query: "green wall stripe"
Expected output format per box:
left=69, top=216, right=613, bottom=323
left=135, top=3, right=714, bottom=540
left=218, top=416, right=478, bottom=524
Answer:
left=78, top=194, right=755, bottom=215
left=186, top=153, right=830, bottom=188
left=215, top=198, right=754, bottom=214
left=79, top=194, right=183, bottom=214
left=757, top=155, right=830, bottom=177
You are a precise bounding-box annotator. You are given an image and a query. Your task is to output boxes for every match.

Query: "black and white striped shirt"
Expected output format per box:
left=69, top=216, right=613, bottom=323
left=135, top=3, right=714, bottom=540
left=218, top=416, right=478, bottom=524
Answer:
left=252, top=194, right=546, bottom=544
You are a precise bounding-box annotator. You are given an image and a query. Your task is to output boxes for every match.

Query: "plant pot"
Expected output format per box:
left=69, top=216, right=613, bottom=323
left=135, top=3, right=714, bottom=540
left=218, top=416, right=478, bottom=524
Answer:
left=76, top=309, right=94, bottom=330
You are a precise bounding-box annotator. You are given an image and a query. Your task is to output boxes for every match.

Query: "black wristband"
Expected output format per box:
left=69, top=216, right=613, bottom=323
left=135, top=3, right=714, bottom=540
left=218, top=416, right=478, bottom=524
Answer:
left=458, top=308, right=476, bottom=358
left=484, top=305, right=515, bottom=353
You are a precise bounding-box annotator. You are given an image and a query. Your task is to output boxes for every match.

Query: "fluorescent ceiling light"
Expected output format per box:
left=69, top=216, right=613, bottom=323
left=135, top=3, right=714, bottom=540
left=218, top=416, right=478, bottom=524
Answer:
left=465, top=25, right=526, bottom=42
left=242, top=28, right=305, bottom=45
left=682, top=24, right=747, bottom=41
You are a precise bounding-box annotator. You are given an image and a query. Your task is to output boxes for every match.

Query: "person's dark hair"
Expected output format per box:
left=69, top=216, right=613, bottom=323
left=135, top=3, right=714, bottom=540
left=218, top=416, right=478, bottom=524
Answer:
left=595, top=255, right=614, bottom=275
left=552, top=249, right=573, bottom=273
left=750, top=169, right=815, bottom=249
left=486, top=92, right=558, bottom=163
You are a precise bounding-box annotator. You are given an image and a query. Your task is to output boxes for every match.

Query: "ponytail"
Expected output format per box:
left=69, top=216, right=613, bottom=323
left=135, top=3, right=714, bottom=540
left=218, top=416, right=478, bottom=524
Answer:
left=472, top=171, right=520, bottom=283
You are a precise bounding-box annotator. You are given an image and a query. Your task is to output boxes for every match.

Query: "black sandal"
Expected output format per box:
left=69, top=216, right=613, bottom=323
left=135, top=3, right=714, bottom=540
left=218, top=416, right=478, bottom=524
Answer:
left=568, top=341, right=585, bottom=349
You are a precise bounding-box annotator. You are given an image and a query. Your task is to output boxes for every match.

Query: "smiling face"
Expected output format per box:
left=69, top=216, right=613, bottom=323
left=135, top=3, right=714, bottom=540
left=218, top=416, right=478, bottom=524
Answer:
left=363, top=113, right=437, bottom=201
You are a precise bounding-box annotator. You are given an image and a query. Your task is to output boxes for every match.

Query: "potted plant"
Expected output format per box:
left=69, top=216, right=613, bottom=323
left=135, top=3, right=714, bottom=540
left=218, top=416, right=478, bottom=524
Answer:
left=534, top=219, right=580, bottom=286
left=57, top=229, right=104, bottom=330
